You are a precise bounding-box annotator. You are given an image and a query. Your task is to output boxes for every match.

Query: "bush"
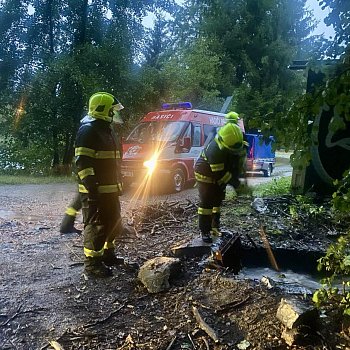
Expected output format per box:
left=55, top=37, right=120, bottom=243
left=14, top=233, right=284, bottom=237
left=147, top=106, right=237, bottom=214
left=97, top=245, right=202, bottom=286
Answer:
left=252, top=176, right=291, bottom=197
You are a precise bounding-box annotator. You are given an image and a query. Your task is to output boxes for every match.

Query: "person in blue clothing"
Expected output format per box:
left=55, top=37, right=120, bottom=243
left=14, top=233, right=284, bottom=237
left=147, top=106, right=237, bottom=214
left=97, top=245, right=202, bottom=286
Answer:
left=195, top=123, right=246, bottom=243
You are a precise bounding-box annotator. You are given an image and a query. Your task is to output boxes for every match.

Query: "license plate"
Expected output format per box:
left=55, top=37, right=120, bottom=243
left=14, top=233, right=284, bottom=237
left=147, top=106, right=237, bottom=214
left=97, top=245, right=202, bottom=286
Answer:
left=122, top=170, right=134, bottom=177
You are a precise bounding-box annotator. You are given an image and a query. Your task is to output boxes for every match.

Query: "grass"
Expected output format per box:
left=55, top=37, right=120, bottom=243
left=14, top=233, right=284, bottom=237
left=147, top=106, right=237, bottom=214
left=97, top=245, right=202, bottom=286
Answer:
left=0, top=174, right=293, bottom=198
left=0, top=174, right=75, bottom=185
left=253, top=176, right=292, bottom=197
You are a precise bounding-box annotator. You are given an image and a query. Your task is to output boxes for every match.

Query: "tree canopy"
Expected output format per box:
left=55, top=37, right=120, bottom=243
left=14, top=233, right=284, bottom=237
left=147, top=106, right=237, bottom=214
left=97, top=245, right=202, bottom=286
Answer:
left=0, top=0, right=348, bottom=174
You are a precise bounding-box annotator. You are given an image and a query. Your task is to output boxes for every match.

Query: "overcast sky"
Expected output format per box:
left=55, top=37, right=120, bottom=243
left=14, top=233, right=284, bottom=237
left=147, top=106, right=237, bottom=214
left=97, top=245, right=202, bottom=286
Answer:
left=307, top=0, right=334, bottom=38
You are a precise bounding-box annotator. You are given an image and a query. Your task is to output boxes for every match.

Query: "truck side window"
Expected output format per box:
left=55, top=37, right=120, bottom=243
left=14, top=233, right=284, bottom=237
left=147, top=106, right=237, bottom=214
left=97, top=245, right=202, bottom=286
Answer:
left=193, top=124, right=201, bottom=146
left=203, top=125, right=217, bottom=145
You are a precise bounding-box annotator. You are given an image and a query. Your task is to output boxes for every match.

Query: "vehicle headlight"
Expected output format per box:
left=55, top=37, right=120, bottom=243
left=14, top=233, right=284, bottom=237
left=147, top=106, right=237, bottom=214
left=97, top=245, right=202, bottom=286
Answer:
left=143, top=155, right=158, bottom=175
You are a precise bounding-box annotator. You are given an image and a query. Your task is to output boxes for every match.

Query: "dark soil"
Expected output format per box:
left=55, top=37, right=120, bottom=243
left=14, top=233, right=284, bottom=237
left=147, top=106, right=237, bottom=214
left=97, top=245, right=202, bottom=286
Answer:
left=0, top=183, right=349, bottom=350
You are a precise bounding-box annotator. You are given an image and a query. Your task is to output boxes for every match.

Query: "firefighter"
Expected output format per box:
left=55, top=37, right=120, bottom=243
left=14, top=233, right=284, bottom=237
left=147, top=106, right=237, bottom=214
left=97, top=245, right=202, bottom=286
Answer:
left=203, top=111, right=240, bottom=148
left=195, top=123, right=246, bottom=243
left=75, top=92, right=124, bottom=278
left=60, top=111, right=124, bottom=235
left=225, top=111, right=239, bottom=124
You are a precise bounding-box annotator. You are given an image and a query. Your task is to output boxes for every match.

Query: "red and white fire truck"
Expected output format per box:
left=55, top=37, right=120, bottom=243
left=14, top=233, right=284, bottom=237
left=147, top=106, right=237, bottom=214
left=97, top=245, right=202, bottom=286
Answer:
left=121, top=102, right=245, bottom=192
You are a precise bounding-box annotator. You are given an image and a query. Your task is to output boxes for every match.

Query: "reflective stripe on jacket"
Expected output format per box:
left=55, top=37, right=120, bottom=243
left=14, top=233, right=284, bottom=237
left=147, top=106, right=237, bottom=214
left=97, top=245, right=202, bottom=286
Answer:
left=194, top=137, right=239, bottom=185
left=75, top=119, right=123, bottom=195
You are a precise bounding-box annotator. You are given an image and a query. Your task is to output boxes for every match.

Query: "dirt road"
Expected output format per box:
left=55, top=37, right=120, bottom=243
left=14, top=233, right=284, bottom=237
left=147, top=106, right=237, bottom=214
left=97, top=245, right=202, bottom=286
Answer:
left=6, top=156, right=347, bottom=350
left=0, top=154, right=292, bottom=223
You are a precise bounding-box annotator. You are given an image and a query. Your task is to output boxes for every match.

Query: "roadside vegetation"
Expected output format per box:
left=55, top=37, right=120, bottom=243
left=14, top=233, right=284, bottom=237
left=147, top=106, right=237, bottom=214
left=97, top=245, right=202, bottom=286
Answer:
left=313, top=172, right=350, bottom=318
left=0, top=174, right=75, bottom=185
left=252, top=177, right=292, bottom=197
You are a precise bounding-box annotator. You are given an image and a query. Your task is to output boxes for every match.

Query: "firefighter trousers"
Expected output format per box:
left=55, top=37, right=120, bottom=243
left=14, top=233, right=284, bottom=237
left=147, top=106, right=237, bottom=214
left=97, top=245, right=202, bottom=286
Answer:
left=66, top=192, right=82, bottom=216
left=81, top=193, right=122, bottom=258
left=197, top=182, right=225, bottom=234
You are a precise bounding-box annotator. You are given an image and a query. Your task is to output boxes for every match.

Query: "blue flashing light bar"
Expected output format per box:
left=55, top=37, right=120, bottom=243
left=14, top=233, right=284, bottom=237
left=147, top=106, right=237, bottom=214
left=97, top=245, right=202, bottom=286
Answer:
left=161, top=102, right=192, bottom=110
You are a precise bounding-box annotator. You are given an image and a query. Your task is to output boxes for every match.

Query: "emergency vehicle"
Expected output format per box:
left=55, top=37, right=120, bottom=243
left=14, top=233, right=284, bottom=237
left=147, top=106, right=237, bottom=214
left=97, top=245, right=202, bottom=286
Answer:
left=121, top=102, right=245, bottom=192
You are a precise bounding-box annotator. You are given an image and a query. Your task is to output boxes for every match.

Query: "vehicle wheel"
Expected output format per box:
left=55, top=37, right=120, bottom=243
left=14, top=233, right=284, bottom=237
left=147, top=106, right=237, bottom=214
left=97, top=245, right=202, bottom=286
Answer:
left=171, top=168, right=185, bottom=193
left=263, top=164, right=273, bottom=177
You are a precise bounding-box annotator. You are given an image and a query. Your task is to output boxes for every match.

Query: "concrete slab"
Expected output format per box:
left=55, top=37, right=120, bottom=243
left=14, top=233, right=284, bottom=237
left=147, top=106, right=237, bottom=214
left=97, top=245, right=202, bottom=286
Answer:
left=171, top=236, right=214, bottom=258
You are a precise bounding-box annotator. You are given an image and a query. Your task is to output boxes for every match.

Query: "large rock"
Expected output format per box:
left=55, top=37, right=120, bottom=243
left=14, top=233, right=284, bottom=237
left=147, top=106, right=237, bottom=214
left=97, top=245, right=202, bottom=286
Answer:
left=277, top=298, right=320, bottom=346
left=276, top=297, right=319, bottom=329
left=138, top=257, right=181, bottom=293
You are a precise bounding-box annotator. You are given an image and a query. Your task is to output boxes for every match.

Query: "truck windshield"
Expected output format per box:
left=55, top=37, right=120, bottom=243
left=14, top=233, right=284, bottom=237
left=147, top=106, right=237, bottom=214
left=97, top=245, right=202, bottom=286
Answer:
left=126, top=121, right=185, bottom=144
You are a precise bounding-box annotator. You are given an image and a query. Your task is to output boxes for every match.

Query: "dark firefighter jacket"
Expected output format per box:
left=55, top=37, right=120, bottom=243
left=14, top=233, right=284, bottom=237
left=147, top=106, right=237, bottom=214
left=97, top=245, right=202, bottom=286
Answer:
left=195, top=136, right=244, bottom=188
left=75, top=117, right=123, bottom=196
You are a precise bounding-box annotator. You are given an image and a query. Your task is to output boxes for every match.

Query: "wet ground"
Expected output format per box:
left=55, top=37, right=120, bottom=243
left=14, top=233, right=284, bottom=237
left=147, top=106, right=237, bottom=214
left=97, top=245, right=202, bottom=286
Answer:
left=0, top=156, right=349, bottom=349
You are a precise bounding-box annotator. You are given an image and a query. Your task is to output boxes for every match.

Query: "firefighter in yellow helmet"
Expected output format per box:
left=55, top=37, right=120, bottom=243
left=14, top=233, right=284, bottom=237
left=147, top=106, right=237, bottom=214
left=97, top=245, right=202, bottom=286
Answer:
left=225, top=111, right=239, bottom=124
left=194, top=123, right=246, bottom=243
left=60, top=101, right=125, bottom=235
left=75, top=92, right=125, bottom=278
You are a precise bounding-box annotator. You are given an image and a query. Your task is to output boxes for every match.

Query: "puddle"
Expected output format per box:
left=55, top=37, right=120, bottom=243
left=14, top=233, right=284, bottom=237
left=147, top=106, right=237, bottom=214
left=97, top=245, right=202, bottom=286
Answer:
left=240, top=266, right=322, bottom=295
left=0, top=209, right=16, bottom=220
left=0, top=209, right=43, bottom=221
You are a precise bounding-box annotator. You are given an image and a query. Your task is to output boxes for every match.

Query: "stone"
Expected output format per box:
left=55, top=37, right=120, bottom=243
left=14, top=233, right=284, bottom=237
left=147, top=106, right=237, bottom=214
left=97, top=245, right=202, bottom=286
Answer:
left=171, top=237, right=212, bottom=258
left=276, top=297, right=319, bottom=329
left=281, top=327, right=299, bottom=346
left=251, top=197, right=267, bottom=213
left=138, top=257, right=181, bottom=293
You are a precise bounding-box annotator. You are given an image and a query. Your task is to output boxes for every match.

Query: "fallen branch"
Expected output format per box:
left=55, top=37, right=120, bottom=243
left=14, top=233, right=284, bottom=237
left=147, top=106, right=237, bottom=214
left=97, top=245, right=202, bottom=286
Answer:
left=49, top=340, right=65, bottom=350
left=0, top=305, right=46, bottom=327
left=165, top=335, right=176, bottom=350
left=0, top=304, right=23, bottom=327
left=64, top=242, right=82, bottom=262
left=192, top=306, right=219, bottom=343
left=201, top=336, right=210, bottom=350
left=83, top=303, right=126, bottom=328
left=217, top=295, right=251, bottom=313
left=39, top=330, right=69, bottom=350
left=188, top=333, right=196, bottom=349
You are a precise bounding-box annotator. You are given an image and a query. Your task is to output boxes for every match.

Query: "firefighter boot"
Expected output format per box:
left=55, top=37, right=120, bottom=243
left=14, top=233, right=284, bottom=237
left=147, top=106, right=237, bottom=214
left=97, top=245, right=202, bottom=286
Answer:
left=84, top=257, right=113, bottom=278
left=211, top=210, right=221, bottom=237
left=102, top=248, right=125, bottom=267
left=211, top=227, right=222, bottom=237
left=60, top=214, right=82, bottom=234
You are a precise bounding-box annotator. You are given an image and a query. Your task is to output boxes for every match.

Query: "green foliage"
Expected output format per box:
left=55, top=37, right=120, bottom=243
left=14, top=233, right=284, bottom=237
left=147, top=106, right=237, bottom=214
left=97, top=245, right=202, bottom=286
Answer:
left=162, top=38, right=224, bottom=109
left=313, top=169, right=350, bottom=316
left=252, top=176, right=292, bottom=197
left=279, top=50, right=350, bottom=169
left=184, top=0, right=314, bottom=129
left=0, top=174, right=75, bottom=184
left=0, top=0, right=175, bottom=173
left=318, top=0, right=350, bottom=57
left=0, top=137, right=53, bottom=175
left=288, top=195, right=325, bottom=220
left=332, top=169, right=350, bottom=215
left=0, top=0, right=346, bottom=175
left=313, top=233, right=350, bottom=316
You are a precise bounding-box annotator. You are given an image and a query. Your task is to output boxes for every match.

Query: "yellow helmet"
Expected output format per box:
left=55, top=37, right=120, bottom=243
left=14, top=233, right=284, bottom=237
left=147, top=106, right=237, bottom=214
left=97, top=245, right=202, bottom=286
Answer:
left=217, top=123, right=243, bottom=150
left=225, top=111, right=239, bottom=124
left=88, top=92, right=124, bottom=122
